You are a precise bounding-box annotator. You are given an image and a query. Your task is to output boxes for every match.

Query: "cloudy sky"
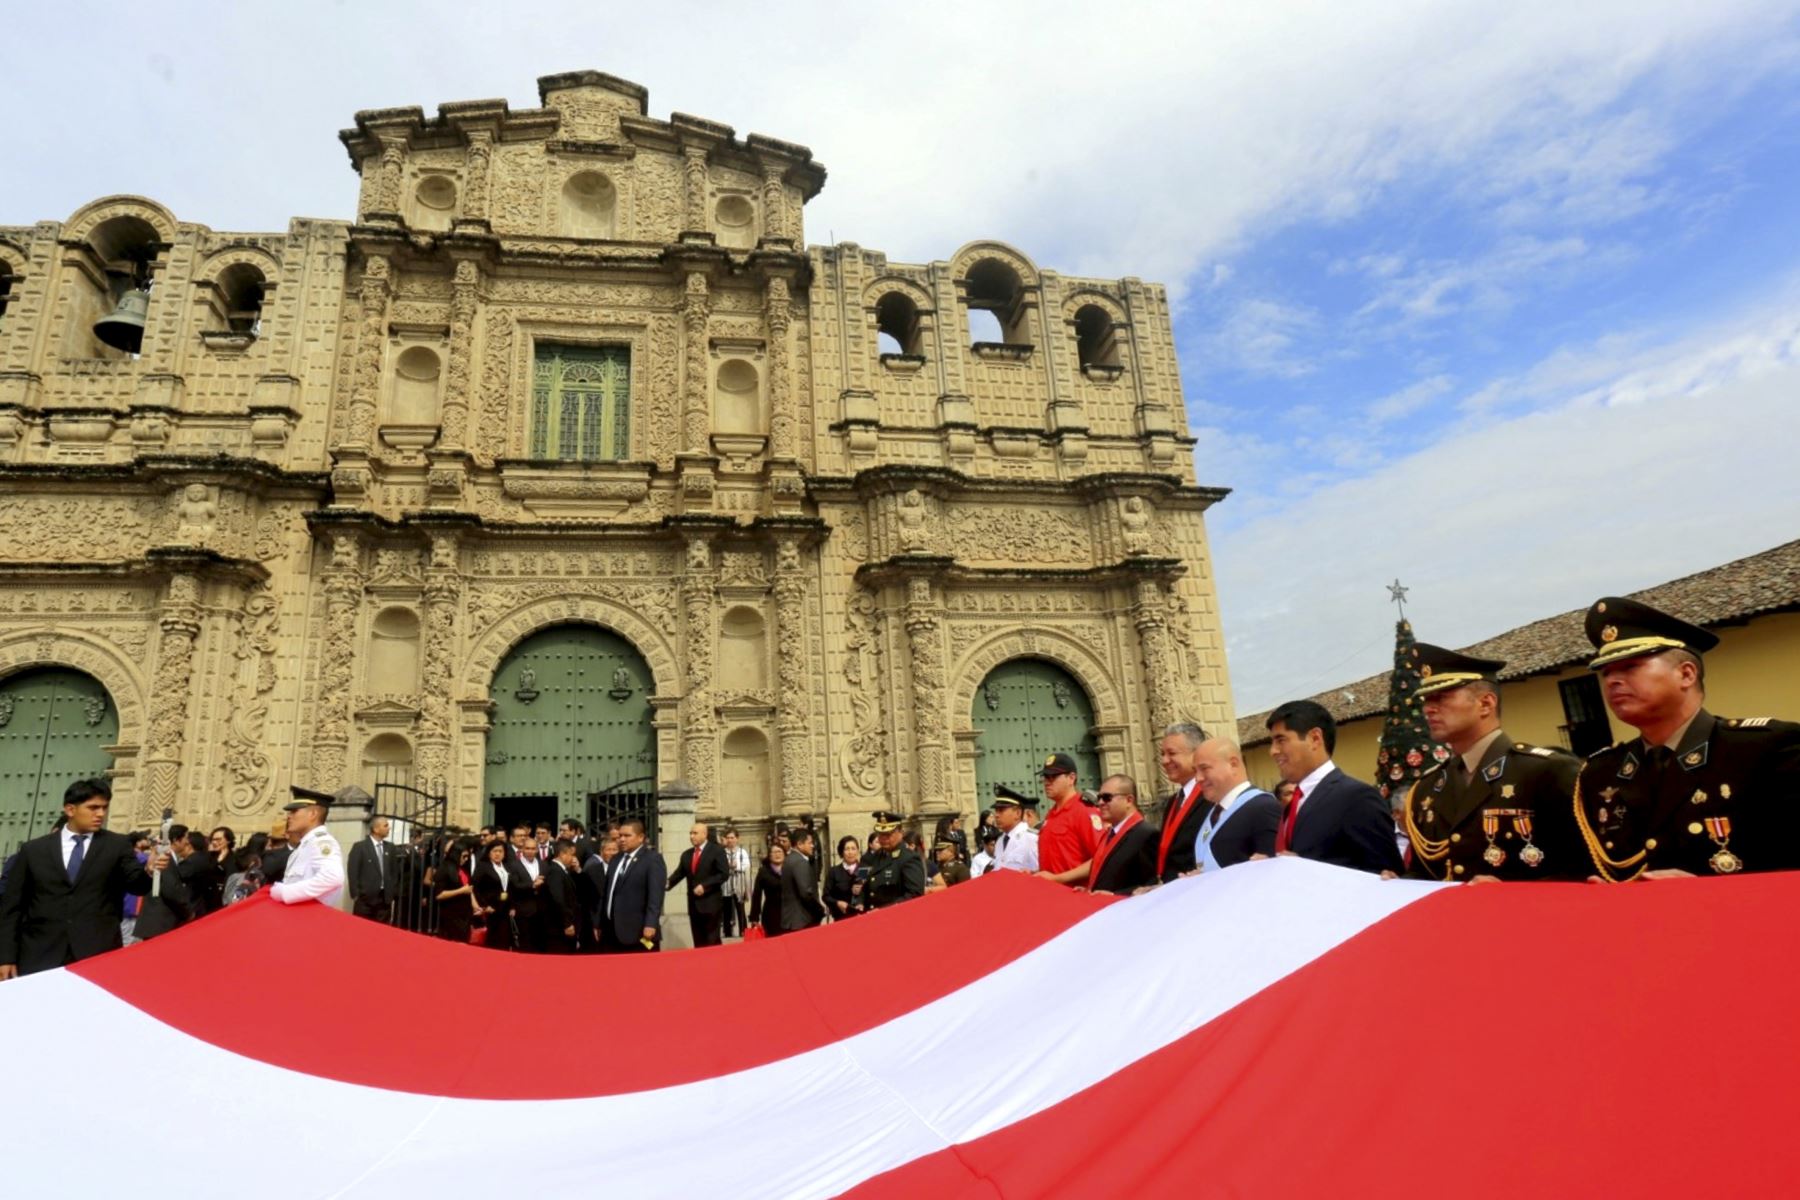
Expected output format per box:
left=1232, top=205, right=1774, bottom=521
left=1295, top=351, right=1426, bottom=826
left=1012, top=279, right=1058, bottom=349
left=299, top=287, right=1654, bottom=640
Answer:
left=10, top=2, right=1800, bottom=711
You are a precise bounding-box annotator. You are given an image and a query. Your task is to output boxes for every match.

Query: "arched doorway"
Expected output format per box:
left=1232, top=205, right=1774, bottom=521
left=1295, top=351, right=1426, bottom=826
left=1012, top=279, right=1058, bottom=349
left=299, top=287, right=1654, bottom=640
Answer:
left=971, top=658, right=1100, bottom=804
left=0, top=667, right=119, bottom=853
left=485, top=625, right=655, bottom=833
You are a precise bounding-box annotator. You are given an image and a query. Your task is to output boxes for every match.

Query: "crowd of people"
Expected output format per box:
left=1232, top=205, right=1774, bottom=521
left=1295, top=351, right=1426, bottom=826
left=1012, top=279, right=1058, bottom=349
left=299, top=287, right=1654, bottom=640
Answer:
left=3, top=595, right=1796, bottom=979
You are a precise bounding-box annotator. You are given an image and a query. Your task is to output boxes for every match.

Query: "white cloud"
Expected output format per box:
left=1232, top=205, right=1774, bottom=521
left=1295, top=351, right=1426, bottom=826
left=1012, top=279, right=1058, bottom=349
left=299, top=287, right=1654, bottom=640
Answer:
left=1216, top=292, right=1800, bottom=712
left=1365, top=373, right=1454, bottom=423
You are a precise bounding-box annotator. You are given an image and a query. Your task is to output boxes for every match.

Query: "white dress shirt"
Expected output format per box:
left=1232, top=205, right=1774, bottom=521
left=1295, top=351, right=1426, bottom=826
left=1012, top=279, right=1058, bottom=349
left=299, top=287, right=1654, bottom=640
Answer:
left=1196, top=779, right=1268, bottom=873
left=60, top=826, right=92, bottom=874
left=270, top=825, right=345, bottom=907
left=1290, top=760, right=1339, bottom=825
left=991, top=823, right=1039, bottom=872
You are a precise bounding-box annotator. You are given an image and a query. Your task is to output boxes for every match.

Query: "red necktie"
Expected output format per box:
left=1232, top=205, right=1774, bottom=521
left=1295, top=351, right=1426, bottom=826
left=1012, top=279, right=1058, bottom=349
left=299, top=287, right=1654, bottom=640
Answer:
left=1275, top=786, right=1305, bottom=854
left=691, top=848, right=702, bottom=873
left=1156, top=782, right=1202, bottom=876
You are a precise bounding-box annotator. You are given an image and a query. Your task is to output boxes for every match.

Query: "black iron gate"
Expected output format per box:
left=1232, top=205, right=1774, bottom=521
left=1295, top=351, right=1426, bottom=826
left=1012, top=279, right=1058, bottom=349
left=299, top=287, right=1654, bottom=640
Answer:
left=588, top=775, right=657, bottom=848
left=370, top=768, right=451, bottom=936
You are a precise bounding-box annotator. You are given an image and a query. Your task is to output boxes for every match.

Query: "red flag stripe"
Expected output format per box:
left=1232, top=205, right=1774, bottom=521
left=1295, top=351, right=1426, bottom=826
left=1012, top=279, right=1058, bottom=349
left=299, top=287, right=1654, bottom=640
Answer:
left=841, top=870, right=1800, bottom=1198
left=70, top=870, right=1113, bottom=1099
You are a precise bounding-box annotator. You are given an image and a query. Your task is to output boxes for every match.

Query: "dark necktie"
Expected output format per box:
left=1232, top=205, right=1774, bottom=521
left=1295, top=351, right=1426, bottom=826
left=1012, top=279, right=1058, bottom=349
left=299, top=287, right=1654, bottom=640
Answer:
left=67, top=834, right=87, bottom=883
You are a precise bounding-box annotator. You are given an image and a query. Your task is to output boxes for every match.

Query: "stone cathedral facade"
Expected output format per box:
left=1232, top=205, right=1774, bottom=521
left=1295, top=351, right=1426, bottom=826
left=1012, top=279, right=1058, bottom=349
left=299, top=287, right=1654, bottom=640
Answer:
left=0, top=71, right=1231, bottom=852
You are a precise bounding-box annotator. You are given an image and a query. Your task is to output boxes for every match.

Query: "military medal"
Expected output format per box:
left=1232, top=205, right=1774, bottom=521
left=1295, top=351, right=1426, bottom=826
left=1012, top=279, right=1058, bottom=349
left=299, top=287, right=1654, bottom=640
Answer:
left=1481, top=811, right=1506, bottom=867
left=1513, top=813, right=1544, bottom=868
left=1704, top=817, right=1742, bottom=874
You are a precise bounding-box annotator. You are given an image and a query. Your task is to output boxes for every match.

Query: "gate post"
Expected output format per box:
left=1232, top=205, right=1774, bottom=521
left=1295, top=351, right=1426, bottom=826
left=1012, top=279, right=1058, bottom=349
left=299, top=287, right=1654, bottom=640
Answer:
left=656, top=778, right=698, bottom=950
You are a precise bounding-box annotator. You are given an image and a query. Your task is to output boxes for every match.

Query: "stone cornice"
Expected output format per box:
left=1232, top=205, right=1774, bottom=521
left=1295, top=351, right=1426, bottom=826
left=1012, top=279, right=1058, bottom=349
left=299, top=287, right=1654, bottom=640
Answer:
left=0, top=455, right=329, bottom=498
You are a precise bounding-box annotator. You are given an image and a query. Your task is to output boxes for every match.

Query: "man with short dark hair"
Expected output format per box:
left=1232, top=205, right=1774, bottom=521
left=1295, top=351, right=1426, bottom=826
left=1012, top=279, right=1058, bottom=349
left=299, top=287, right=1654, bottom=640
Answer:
left=539, top=838, right=582, bottom=953
left=348, top=816, right=400, bottom=923
left=1035, top=753, right=1104, bottom=886
left=1573, top=597, right=1800, bottom=879
left=720, top=828, right=750, bottom=938
left=0, top=779, right=162, bottom=979
left=1085, top=775, right=1158, bottom=895
left=666, top=820, right=730, bottom=947
left=1264, top=700, right=1403, bottom=875
left=507, top=836, right=544, bottom=952
left=780, top=826, right=826, bottom=933
left=559, top=818, right=596, bottom=864
left=599, top=818, right=665, bottom=952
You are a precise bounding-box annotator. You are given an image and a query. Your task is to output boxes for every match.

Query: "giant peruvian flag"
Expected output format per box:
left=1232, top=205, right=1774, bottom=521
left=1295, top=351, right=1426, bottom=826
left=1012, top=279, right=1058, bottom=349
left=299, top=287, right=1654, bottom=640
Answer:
left=3, top=858, right=1795, bottom=1197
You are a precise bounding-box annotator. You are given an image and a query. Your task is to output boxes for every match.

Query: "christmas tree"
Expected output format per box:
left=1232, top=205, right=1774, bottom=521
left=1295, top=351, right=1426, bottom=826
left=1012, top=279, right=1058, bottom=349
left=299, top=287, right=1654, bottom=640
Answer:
left=1373, top=610, right=1449, bottom=802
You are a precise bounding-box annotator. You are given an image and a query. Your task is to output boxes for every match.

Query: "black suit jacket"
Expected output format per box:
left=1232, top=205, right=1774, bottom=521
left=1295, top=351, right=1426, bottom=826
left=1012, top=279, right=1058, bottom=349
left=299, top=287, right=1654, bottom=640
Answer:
left=0, top=829, right=152, bottom=974
left=780, top=850, right=825, bottom=931
left=347, top=838, right=400, bottom=902
left=1089, top=820, right=1159, bottom=895
left=1202, top=789, right=1283, bottom=868
left=1288, top=767, right=1405, bottom=874
left=1155, top=782, right=1213, bottom=882
left=601, top=848, right=666, bottom=946
left=539, top=860, right=581, bottom=948
left=504, top=858, right=541, bottom=922
left=666, top=841, right=730, bottom=915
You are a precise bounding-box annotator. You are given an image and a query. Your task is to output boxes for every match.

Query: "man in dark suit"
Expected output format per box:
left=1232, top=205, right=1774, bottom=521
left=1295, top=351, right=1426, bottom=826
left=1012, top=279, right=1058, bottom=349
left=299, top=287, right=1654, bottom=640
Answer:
left=506, top=836, right=544, bottom=952
left=132, top=822, right=194, bottom=942
left=1153, top=721, right=1213, bottom=884
left=559, top=818, right=598, bottom=865
left=1191, top=737, right=1283, bottom=870
left=1085, top=775, right=1159, bottom=894
left=347, top=816, right=401, bottom=923
left=781, top=827, right=826, bottom=933
left=538, top=838, right=583, bottom=953
left=666, top=820, right=730, bottom=947
left=0, top=778, right=164, bottom=979
left=1265, top=700, right=1404, bottom=874
left=576, top=846, right=609, bottom=953
left=599, top=818, right=665, bottom=953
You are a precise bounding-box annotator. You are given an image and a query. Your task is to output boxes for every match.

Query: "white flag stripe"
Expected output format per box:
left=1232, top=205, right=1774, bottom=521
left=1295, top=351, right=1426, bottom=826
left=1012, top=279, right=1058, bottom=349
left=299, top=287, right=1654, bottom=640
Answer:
left=5, top=861, right=1443, bottom=1198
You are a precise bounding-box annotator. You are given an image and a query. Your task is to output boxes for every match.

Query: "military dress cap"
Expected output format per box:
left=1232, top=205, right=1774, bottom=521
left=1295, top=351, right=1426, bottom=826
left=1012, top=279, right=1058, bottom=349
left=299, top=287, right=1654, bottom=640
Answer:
left=870, top=810, right=904, bottom=833
left=933, top=837, right=959, bottom=852
left=992, top=784, right=1040, bottom=808
left=284, top=783, right=374, bottom=812
left=1039, top=752, right=1078, bottom=777
left=1414, top=643, right=1507, bottom=697
left=1585, top=597, right=1719, bottom=669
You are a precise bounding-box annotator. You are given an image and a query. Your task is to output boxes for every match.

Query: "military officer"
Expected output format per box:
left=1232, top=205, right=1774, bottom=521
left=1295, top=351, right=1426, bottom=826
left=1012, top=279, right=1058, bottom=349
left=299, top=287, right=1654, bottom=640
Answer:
left=1401, top=645, right=1580, bottom=882
left=1574, top=597, right=1800, bottom=880
left=987, top=786, right=1041, bottom=873
left=862, top=810, right=926, bottom=908
left=929, top=838, right=972, bottom=889
left=268, top=785, right=353, bottom=907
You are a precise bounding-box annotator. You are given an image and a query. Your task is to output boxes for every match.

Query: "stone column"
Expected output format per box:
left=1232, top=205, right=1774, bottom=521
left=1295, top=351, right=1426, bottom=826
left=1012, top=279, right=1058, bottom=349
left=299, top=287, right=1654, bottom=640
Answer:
left=772, top=536, right=812, bottom=815
left=679, top=535, right=718, bottom=798
left=681, top=271, right=711, bottom=452
left=416, top=533, right=461, bottom=786
left=372, top=141, right=405, bottom=220
left=760, top=164, right=787, bottom=242
left=140, top=571, right=202, bottom=826
left=682, top=145, right=710, bottom=233
left=343, top=254, right=391, bottom=450
left=765, top=276, right=795, bottom=460
left=462, top=133, right=493, bottom=224
left=904, top=575, right=949, bottom=813
left=311, top=533, right=363, bottom=788
left=1132, top=577, right=1177, bottom=734
left=439, top=260, right=479, bottom=449
left=656, top=779, right=698, bottom=950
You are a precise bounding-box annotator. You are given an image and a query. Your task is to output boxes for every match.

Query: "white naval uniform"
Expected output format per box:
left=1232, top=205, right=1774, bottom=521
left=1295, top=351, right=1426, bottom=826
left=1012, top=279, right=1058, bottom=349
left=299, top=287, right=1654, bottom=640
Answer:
left=990, top=823, right=1039, bottom=873
left=270, top=824, right=346, bottom=907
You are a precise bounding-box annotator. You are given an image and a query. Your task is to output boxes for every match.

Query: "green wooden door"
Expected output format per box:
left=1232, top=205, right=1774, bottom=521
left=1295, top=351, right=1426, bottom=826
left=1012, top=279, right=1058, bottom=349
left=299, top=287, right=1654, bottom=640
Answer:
left=0, top=668, right=118, bottom=854
left=972, top=659, right=1100, bottom=804
left=485, top=625, right=655, bottom=821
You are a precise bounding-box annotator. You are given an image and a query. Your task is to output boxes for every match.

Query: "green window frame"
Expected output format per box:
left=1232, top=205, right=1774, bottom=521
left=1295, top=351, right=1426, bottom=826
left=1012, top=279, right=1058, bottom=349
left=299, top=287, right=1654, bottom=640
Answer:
left=530, top=343, right=631, bottom=462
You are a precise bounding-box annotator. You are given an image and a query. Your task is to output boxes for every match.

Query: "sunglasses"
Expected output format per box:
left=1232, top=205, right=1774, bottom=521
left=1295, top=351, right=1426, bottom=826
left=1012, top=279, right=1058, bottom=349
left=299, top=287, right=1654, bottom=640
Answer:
left=1095, top=791, right=1133, bottom=803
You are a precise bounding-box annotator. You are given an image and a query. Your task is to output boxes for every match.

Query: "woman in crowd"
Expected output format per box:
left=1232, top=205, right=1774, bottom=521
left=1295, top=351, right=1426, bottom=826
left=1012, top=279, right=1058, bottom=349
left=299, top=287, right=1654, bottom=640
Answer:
left=435, top=837, right=478, bottom=944
left=471, top=839, right=514, bottom=950
left=823, top=835, right=865, bottom=921
left=934, top=813, right=969, bottom=863
left=748, top=842, right=785, bottom=938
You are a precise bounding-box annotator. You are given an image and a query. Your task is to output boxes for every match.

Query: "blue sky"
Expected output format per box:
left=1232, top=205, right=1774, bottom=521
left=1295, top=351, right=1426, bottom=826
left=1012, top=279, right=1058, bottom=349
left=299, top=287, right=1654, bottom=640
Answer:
left=7, top=1, right=1800, bottom=712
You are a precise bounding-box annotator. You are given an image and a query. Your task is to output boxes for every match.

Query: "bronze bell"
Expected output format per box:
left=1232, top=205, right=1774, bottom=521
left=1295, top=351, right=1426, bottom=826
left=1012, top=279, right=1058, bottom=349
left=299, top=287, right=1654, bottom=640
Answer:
left=94, top=288, right=150, bottom=353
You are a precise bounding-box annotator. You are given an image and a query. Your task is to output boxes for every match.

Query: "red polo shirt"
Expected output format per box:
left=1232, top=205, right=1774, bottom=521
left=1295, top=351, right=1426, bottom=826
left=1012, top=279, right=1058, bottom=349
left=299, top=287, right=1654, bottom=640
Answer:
left=1038, top=795, right=1103, bottom=875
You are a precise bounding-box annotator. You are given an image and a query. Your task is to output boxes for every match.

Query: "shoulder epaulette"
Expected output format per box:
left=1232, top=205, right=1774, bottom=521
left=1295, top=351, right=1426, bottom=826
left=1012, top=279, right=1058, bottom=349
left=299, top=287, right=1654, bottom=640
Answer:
left=1729, top=717, right=1774, bottom=729
left=1419, top=762, right=1444, bottom=778
left=1588, top=742, right=1625, bottom=761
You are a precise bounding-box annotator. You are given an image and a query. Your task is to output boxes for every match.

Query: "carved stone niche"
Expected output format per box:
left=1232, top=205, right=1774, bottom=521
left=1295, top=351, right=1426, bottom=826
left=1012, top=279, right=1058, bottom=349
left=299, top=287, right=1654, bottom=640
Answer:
left=711, top=340, right=767, bottom=471
left=497, top=459, right=652, bottom=519
left=47, top=409, right=116, bottom=459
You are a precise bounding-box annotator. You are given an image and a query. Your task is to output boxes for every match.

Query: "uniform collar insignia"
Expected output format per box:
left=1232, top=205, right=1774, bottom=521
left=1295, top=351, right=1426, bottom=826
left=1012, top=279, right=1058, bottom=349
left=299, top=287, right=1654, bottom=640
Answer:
left=1618, top=753, right=1638, bottom=780
left=1483, top=757, right=1506, bottom=782
left=1433, top=773, right=1446, bottom=792
left=1680, top=744, right=1709, bottom=770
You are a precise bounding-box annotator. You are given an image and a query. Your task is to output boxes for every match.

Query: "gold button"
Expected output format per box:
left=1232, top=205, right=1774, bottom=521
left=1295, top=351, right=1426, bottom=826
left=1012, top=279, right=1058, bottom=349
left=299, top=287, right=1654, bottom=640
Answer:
left=1604, top=841, right=1614, bottom=850
left=1504, top=831, right=1514, bottom=840
left=1645, top=838, right=1658, bottom=850
left=1689, top=822, right=1705, bottom=835
left=1450, top=833, right=1461, bottom=843
left=1453, top=864, right=1465, bottom=875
